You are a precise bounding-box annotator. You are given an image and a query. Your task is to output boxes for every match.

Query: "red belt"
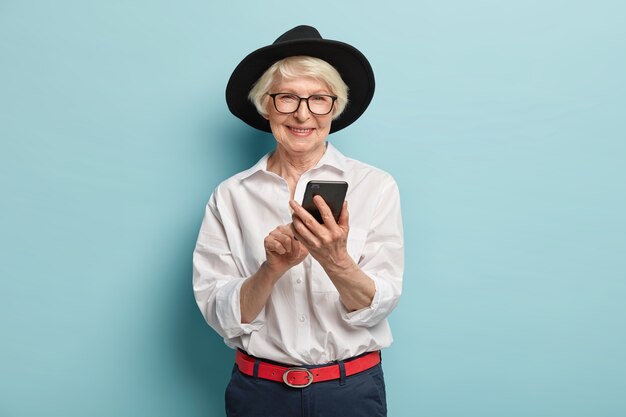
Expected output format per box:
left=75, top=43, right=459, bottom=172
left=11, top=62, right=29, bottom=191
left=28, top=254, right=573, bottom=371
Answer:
left=235, top=350, right=381, bottom=388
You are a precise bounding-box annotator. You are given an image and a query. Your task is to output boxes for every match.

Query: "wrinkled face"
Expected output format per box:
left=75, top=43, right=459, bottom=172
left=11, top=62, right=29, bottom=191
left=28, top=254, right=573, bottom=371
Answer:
left=265, top=76, right=333, bottom=158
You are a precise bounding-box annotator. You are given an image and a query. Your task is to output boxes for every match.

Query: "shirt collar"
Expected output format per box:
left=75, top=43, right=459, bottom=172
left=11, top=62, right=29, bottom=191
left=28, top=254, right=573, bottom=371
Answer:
left=238, top=142, right=348, bottom=181
left=316, top=142, right=348, bottom=173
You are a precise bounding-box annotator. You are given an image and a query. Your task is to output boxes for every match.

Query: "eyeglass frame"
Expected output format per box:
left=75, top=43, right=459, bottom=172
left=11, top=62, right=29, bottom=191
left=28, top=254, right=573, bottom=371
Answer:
left=267, top=93, right=338, bottom=116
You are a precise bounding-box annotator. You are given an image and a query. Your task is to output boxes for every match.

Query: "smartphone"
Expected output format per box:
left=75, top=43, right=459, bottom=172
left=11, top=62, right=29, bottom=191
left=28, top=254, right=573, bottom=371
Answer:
left=301, top=180, right=348, bottom=224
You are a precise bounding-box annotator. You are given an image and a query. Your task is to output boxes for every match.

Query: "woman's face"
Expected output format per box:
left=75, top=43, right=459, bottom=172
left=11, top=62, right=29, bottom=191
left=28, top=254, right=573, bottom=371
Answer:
left=265, top=76, right=333, bottom=159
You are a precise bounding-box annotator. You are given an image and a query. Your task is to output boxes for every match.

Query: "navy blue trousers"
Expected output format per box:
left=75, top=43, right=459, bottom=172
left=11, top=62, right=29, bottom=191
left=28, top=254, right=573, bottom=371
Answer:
left=225, top=360, right=387, bottom=417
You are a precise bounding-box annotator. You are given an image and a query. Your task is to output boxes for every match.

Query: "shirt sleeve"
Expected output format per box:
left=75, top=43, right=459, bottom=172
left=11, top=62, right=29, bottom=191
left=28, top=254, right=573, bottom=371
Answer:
left=192, top=192, right=265, bottom=340
left=342, top=175, right=404, bottom=327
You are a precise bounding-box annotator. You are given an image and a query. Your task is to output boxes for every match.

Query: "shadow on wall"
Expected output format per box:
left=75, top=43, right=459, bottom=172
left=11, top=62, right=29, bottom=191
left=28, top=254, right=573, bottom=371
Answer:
left=159, top=214, right=231, bottom=416
left=172, top=119, right=275, bottom=415
left=212, top=118, right=275, bottom=175
left=175, top=275, right=233, bottom=416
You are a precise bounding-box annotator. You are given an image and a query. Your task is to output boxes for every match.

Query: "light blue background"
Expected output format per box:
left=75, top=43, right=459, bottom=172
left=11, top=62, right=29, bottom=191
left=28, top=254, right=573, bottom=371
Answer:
left=1, top=1, right=625, bottom=416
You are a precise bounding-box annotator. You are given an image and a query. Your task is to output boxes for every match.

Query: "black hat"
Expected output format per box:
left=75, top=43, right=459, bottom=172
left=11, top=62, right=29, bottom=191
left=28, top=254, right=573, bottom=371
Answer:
left=225, top=25, right=375, bottom=134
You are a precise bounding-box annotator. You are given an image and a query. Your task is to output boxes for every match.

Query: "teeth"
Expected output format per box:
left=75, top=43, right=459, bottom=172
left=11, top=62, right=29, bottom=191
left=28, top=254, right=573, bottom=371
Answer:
left=291, top=128, right=311, bottom=133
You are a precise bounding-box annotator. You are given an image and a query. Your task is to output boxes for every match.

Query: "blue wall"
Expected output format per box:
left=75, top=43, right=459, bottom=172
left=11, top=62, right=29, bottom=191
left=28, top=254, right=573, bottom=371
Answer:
left=1, top=1, right=625, bottom=416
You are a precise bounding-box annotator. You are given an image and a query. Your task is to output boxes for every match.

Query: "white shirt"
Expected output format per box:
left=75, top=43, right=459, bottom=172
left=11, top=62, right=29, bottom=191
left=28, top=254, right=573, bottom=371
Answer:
left=193, top=143, right=403, bottom=365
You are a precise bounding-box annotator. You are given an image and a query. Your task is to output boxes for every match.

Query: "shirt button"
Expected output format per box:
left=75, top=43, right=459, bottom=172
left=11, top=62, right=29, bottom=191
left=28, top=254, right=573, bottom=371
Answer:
left=299, top=315, right=306, bottom=322
left=296, top=278, right=302, bottom=284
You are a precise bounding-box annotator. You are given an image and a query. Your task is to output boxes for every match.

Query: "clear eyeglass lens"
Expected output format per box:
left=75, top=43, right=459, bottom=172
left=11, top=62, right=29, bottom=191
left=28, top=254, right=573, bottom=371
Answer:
left=274, top=94, right=333, bottom=115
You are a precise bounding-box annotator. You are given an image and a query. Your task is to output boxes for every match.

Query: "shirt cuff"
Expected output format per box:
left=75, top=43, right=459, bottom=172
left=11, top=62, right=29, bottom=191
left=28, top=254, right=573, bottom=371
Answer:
left=341, top=274, right=384, bottom=326
left=216, top=278, right=265, bottom=338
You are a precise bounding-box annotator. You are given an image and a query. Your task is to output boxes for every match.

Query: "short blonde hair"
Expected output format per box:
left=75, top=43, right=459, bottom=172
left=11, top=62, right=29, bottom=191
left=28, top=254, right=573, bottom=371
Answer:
left=248, top=56, right=349, bottom=119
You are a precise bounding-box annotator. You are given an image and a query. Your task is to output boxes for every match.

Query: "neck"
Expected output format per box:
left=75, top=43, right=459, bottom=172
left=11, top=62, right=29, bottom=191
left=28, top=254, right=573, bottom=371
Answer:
left=267, top=143, right=327, bottom=196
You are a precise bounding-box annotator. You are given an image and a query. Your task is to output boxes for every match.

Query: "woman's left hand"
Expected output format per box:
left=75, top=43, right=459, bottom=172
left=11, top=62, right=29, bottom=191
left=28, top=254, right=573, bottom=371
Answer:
left=289, top=196, right=353, bottom=272
left=290, top=196, right=376, bottom=311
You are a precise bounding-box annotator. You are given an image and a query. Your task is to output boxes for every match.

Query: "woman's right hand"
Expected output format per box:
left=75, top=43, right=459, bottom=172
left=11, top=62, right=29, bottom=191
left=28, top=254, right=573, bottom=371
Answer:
left=263, top=224, right=309, bottom=276
left=240, top=224, right=308, bottom=324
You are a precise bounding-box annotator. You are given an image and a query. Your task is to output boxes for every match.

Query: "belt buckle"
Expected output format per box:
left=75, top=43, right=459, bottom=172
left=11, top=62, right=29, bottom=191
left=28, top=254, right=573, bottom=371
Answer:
left=282, top=367, right=313, bottom=388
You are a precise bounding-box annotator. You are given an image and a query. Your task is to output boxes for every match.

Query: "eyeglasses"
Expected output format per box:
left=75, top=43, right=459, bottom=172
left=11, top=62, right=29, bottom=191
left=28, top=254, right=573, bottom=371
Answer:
left=267, top=93, right=337, bottom=116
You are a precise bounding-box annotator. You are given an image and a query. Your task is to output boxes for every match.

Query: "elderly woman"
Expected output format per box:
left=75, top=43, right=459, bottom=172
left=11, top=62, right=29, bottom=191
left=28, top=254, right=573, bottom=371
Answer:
left=193, top=25, right=403, bottom=417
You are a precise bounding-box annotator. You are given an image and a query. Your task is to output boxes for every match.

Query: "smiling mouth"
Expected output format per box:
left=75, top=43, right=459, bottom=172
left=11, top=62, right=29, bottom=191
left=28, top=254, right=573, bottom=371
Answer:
left=289, top=126, right=314, bottom=135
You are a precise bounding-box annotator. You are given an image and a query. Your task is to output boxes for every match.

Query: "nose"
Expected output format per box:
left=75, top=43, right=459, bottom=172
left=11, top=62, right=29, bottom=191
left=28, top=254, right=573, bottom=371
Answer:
left=293, top=98, right=311, bottom=120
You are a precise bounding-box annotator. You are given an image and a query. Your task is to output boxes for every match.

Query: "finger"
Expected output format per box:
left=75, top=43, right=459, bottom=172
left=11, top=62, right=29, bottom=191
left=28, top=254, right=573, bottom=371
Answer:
left=313, top=195, right=338, bottom=227
left=294, top=241, right=309, bottom=259
left=291, top=227, right=304, bottom=249
left=265, top=238, right=287, bottom=255
left=294, top=238, right=310, bottom=259
left=338, top=201, right=349, bottom=229
left=290, top=200, right=323, bottom=232
left=290, top=223, right=298, bottom=240
left=277, top=224, right=296, bottom=238
left=266, top=229, right=290, bottom=254
left=271, top=226, right=297, bottom=252
left=275, top=232, right=294, bottom=253
left=291, top=216, right=321, bottom=248
left=289, top=223, right=305, bottom=244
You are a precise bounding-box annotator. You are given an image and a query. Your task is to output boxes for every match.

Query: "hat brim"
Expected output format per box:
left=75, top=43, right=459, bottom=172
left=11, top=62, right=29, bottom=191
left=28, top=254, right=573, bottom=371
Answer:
left=226, top=38, right=375, bottom=134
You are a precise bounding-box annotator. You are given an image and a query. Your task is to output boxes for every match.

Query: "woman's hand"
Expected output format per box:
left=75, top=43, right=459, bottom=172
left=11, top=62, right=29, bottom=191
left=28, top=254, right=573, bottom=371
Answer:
left=241, top=225, right=308, bottom=324
left=263, top=224, right=309, bottom=277
left=289, top=196, right=353, bottom=273
left=290, top=196, right=375, bottom=311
